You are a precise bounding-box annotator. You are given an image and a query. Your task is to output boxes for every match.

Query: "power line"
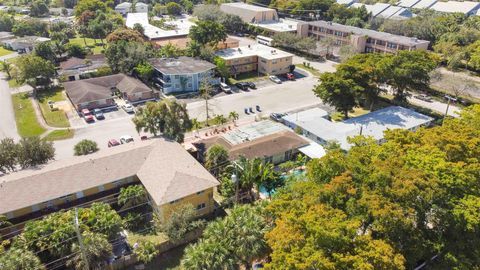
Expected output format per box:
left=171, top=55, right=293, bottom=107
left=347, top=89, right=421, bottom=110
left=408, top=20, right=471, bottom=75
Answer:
left=1, top=189, right=149, bottom=239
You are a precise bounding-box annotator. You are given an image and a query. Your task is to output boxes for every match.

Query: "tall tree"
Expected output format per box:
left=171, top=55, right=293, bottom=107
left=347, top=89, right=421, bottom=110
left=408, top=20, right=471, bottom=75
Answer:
left=132, top=99, right=192, bottom=142
left=205, top=144, right=229, bottom=176
left=156, top=204, right=204, bottom=243
left=13, top=54, right=55, bottom=86
left=105, top=41, right=152, bottom=74
left=182, top=204, right=270, bottom=269
left=188, top=20, right=227, bottom=47
left=17, top=137, right=55, bottom=168
left=0, top=138, right=19, bottom=173
left=67, top=231, right=113, bottom=270
left=313, top=72, right=361, bottom=118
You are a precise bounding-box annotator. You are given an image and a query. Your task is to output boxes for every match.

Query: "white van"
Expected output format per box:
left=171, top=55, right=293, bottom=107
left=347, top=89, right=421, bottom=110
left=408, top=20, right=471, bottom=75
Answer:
left=220, top=82, right=232, bottom=93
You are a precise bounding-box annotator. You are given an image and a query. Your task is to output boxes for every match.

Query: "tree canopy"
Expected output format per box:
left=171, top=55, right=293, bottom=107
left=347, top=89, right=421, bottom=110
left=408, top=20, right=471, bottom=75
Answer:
left=188, top=20, right=227, bottom=47
left=132, top=99, right=192, bottom=142
left=265, top=105, right=480, bottom=269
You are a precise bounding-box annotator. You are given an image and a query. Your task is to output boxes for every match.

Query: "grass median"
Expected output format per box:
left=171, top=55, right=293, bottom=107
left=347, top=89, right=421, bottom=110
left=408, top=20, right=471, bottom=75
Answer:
left=12, top=93, right=46, bottom=137
left=44, top=129, right=75, bottom=141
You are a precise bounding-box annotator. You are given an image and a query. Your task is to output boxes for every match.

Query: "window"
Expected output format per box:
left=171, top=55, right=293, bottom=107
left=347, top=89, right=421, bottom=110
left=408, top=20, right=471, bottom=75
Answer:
left=335, top=40, right=342, bottom=46
left=387, top=42, right=397, bottom=49
left=265, top=156, right=273, bottom=163
left=196, top=190, right=205, bottom=195
left=272, top=60, right=277, bottom=64
left=196, top=203, right=206, bottom=210
left=365, top=46, right=374, bottom=53
left=260, top=59, right=267, bottom=64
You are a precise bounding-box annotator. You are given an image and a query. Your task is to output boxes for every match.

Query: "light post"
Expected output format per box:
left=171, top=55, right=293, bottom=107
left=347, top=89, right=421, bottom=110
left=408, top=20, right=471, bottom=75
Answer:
left=231, top=173, right=239, bottom=203
left=443, top=95, right=457, bottom=125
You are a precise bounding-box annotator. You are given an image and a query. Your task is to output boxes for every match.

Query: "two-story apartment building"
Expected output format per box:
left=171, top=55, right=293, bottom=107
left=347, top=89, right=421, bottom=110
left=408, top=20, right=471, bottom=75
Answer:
left=215, top=44, right=293, bottom=76
left=150, top=57, right=218, bottom=94
left=115, top=1, right=148, bottom=15
left=0, top=139, right=220, bottom=235
left=297, top=20, right=430, bottom=54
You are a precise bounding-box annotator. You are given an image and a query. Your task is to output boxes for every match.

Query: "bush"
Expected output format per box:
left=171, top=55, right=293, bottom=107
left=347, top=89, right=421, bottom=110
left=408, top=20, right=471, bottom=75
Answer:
left=74, top=139, right=98, bottom=156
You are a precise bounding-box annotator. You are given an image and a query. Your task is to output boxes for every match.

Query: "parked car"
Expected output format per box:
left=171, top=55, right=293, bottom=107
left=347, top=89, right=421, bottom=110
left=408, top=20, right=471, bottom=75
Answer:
left=415, top=94, right=433, bottom=102
left=285, top=73, right=295, bottom=80
left=82, top=109, right=94, bottom=122
left=108, top=139, right=120, bottom=147
left=269, top=75, right=282, bottom=84
left=249, top=107, right=254, bottom=113
left=252, top=263, right=264, bottom=269
left=247, top=82, right=256, bottom=89
left=270, top=113, right=284, bottom=122
left=235, top=82, right=249, bottom=90
left=220, top=82, right=232, bottom=93
left=244, top=108, right=249, bottom=114
left=93, top=109, right=104, bottom=120
left=256, top=105, right=261, bottom=112
left=122, top=103, right=135, bottom=114
left=120, top=135, right=134, bottom=144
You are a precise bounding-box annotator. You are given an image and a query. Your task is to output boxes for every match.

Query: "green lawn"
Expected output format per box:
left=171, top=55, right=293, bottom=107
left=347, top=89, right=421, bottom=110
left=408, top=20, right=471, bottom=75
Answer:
left=0, top=47, right=14, bottom=57
left=228, top=71, right=269, bottom=84
left=44, top=129, right=75, bottom=141
left=295, top=64, right=322, bottom=77
left=68, top=37, right=106, bottom=54
left=12, top=93, right=46, bottom=137
left=37, top=88, right=70, bottom=128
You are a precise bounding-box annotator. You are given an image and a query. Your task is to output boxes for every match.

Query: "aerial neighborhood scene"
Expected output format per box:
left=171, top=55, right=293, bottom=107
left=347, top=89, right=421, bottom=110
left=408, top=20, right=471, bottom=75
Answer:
left=1, top=0, right=480, bottom=268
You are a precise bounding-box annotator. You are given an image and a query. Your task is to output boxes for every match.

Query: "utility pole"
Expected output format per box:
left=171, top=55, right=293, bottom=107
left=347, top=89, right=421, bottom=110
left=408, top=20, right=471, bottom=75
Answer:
left=74, top=208, right=90, bottom=270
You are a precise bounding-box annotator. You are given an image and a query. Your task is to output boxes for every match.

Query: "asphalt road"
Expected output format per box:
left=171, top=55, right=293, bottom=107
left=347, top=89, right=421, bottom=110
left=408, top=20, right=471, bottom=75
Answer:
left=0, top=74, right=19, bottom=140
left=186, top=73, right=320, bottom=121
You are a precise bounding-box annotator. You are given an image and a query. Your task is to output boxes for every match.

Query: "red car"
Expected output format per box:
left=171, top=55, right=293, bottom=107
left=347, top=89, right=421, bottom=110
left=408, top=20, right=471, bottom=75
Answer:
left=108, top=139, right=120, bottom=147
left=82, top=109, right=94, bottom=122
left=285, top=73, right=295, bottom=80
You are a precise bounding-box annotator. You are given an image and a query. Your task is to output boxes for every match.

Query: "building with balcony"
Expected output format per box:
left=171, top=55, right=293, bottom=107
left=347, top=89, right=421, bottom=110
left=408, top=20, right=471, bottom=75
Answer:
left=215, top=44, right=293, bottom=76
left=0, top=139, right=220, bottom=234
left=150, top=57, right=218, bottom=94
left=297, top=20, right=429, bottom=54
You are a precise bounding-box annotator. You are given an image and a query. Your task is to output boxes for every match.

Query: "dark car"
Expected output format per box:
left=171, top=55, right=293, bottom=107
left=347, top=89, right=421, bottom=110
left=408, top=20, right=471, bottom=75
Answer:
left=93, top=109, right=104, bottom=120
left=244, top=108, right=249, bottom=114
left=235, top=82, right=249, bottom=90
left=414, top=94, right=433, bottom=102
left=108, top=139, right=120, bottom=147
left=247, top=82, right=256, bottom=89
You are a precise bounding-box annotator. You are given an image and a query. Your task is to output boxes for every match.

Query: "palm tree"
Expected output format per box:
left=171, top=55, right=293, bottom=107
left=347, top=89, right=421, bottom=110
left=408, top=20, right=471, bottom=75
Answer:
left=205, top=144, right=229, bottom=176
left=1, top=60, right=12, bottom=79
left=228, top=111, right=239, bottom=126
left=67, top=231, right=113, bottom=270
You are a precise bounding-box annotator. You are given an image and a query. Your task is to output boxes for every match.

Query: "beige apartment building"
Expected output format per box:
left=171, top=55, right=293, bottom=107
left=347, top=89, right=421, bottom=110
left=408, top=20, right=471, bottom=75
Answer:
left=216, top=44, right=293, bottom=76
left=297, top=20, right=429, bottom=54
left=220, top=2, right=278, bottom=23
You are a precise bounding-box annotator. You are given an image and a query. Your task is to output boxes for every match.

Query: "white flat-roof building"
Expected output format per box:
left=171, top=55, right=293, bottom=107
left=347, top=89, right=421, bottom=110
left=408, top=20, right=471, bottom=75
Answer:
left=429, top=1, right=480, bottom=15
left=351, top=3, right=391, bottom=17
left=115, top=2, right=148, bottom=15
left=397, top=0, right=422, bottom=8
left=411, top=0, right=438, bottom=9
left=377, top=5, right=413, bottom=19
left=282, top=106, right=434, bottom=150
left=337, top=0, right=358, bottom=6
left=251, top=18, right=299, bottom=33
left=126, top=13, right=194, bottom=41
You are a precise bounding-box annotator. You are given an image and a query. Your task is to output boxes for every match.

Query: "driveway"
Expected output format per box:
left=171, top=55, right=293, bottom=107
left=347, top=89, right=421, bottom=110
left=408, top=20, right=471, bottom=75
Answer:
left=0, top=73, right=19, bottom=140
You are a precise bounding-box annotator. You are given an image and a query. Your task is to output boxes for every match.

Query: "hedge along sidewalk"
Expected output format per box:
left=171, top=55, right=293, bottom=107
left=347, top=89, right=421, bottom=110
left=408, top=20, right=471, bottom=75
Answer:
left=11, top=93, right=46, bottom=137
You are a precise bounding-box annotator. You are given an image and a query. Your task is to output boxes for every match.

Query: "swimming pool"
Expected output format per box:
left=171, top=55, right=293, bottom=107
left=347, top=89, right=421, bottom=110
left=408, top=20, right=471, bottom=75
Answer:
left=259, top=169, right=306, bottom=198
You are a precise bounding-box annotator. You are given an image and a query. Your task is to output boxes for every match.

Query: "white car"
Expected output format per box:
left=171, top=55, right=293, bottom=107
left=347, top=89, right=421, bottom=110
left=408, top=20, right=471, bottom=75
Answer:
left=269, top=75, right=282, bottom=84
left=220, top=82, right=232, bottom=93
left=119, top=135, right=134, bottom=144
left=122, top=103, right=135, bottom=114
